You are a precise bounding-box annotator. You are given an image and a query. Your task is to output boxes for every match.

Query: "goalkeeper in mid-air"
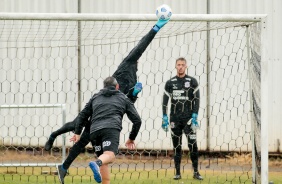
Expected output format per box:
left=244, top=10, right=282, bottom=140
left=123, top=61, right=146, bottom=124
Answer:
left=44, top=17, right=170, bottom=184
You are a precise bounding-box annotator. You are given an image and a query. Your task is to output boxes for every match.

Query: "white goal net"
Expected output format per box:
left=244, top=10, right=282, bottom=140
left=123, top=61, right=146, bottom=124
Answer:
left=0, top=13, right=267, bottom=184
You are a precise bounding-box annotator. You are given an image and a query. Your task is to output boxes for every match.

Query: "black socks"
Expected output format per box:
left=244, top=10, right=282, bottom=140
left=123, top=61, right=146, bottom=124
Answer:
left=95, top=159, right=103, bottom=167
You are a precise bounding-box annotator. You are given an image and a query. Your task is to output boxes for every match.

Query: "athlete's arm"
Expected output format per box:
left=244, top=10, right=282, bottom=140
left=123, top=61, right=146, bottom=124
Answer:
left=74, top=95, right=96, bottom=135
left=162, top=81, right=171, bottom=115
left=192, top=78, right=200, bottom=114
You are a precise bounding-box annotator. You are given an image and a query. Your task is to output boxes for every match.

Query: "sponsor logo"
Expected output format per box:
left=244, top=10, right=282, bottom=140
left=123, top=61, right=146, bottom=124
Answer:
left=170, top=122, right=175, bottom=128
left=173, top=90, right=184, bottom=97
left=95, top=146, right=101, bottom=152
left=173, top=90, right=189, bottom=100
left=172, top=84, right=178, bottom=89
left=189, top=134, right=197, bottom=140
left=103, top=141, right=111, bottom=147
left=173, top=96, right=189, bottom=100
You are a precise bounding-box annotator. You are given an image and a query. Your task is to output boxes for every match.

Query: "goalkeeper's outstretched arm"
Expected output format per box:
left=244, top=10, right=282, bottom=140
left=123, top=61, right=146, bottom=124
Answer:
left=119, top=18, right=171, bottom=65
left=112, top=18, right=170, bottom=95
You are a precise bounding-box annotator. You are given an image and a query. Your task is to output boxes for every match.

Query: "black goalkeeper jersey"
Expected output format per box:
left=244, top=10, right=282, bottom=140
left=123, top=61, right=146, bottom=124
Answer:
left=112, top=29, right=157, bottom=95
left=162, top=75, right=200, bottom=122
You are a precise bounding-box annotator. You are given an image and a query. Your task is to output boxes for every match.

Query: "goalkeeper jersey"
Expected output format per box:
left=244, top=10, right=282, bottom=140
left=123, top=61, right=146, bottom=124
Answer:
left=112, top=29, right=157, bottom=95
left=162, top=75, right=200, bottom=122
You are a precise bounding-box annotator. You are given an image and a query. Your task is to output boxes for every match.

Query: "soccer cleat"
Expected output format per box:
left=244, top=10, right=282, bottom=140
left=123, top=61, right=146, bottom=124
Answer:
left=193, top=172, right=203, bottom=180
left=56, top=164, right=67, bottom=184
left=173, top=174, right=181, bottom=180
left=89, top=161, right=102, bottom=183
left=44, top=136, right=55, bottom=151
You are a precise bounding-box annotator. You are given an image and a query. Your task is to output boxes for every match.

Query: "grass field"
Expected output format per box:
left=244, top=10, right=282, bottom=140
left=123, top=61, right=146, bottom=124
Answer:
left=0, top=151, right=281, bottom=183
left=0, top=166, right=281, bottom=184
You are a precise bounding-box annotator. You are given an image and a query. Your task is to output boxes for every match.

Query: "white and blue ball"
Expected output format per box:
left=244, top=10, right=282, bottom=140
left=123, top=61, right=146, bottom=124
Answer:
left=156, top=4, right=172, bottom=20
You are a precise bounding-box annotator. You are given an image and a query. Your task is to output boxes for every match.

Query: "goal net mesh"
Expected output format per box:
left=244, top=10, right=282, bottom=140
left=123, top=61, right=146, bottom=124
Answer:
left=0, top=14, right=263, bottom=183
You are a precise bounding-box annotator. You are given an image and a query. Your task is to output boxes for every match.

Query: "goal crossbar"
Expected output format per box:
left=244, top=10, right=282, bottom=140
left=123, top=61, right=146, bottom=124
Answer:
left=0, top=104, right=65, bottom=109
left=0, top=13, right=267, bottom=22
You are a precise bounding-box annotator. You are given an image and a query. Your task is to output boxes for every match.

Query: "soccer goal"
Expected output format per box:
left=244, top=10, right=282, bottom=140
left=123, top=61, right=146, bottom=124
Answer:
left=0, top=104, right=67, bottom=165
left=0, top=13, right=267, bottom=184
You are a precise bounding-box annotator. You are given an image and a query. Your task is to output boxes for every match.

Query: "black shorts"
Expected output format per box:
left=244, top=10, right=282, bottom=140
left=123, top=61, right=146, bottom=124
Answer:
left=90, top=128, right=120, bottom=157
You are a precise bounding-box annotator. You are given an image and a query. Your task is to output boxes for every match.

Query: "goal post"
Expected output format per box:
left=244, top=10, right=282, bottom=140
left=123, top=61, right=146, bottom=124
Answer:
left=0, top=13, right=268, bottom=183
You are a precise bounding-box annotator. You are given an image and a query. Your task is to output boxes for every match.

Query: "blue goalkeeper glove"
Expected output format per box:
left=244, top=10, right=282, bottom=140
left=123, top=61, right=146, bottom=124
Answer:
left=191, top=113, right=200, bottom=133
left=153, top=18, right=170, bottom=32
left=162, top=114, right=169, bottom=132
left=132, top=82, right=142, bottom=97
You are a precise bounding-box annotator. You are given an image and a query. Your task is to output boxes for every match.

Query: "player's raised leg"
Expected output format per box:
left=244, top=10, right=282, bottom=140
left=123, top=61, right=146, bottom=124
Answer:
left=45, top=120, right=76, bottom=151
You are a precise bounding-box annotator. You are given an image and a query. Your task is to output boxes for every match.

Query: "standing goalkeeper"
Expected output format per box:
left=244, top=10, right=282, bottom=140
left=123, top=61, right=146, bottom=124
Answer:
left=44, top=18, right=170, bottom=184
left=162, top=57, right=203, bottom=180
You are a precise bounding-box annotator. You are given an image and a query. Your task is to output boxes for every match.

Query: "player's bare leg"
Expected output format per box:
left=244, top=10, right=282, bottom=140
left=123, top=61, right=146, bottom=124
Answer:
left=100, top=164, right=110, bottom=184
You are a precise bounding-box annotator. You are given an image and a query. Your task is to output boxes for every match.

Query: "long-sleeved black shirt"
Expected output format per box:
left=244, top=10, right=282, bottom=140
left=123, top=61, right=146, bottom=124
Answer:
left=112, top=29, right=157, bottom=95
left=75, top=86, right=142, bottom=140
left=162, top=75, right=200, bottom=122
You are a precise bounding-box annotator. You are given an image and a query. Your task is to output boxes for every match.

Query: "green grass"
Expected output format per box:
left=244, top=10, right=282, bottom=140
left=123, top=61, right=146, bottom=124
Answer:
left=0, top=167, right=281, bottom=184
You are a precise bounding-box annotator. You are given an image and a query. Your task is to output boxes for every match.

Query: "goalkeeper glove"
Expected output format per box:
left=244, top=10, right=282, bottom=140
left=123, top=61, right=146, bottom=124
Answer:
left=162, top=114, right=169, bottom=132
left=153, top=18, right=170, bottom=32
left=132, top=82, right=142, bottom=97
left=191, top=113, right=200, bottom=133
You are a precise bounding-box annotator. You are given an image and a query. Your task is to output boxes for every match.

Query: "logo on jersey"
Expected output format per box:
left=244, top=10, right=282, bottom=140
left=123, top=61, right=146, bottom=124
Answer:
left=173, top=90, right=189, bottom=100
left=185, top=82, right=190, bottom=88
left=103, top=141, right=111, bottom=147
left=189, top=134, right=197, bottom=140
left=173, top=90, right=184, bottom=97
left=95, top=146, right=101, bottom=152
left=172, top=84, right=178, bottom=89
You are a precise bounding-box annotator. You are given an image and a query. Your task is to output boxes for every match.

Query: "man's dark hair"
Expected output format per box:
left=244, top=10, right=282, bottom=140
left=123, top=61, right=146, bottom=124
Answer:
left=104, top=77, right=118, bottom=88
left=175, top=57, right=187, bottom=64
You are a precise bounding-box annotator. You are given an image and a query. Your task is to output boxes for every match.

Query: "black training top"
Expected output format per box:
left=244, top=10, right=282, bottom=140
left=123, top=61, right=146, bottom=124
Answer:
left=112, top=29, right=157, bottom=95
left=74, top=86, right=142, bottom=140
left=162, top=75, right=200, bottom=122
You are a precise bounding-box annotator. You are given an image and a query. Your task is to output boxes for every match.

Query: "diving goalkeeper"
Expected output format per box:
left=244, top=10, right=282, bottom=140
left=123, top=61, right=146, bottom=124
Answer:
left=44, top=18, right=170, bottom=184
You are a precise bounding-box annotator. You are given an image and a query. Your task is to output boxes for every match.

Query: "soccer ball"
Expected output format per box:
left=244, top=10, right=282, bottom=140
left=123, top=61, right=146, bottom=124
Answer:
left=156, top=4, right=172, bottom=20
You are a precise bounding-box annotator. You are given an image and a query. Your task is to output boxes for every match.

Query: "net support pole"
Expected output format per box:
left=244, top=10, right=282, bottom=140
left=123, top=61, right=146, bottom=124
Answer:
left=246, top=25, right=256, bottom=183
left=205, top=0, right=211, bottom=152
left=260, top=17, right=269, bottom=184
left=77, top=0, right=82, bottom=112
